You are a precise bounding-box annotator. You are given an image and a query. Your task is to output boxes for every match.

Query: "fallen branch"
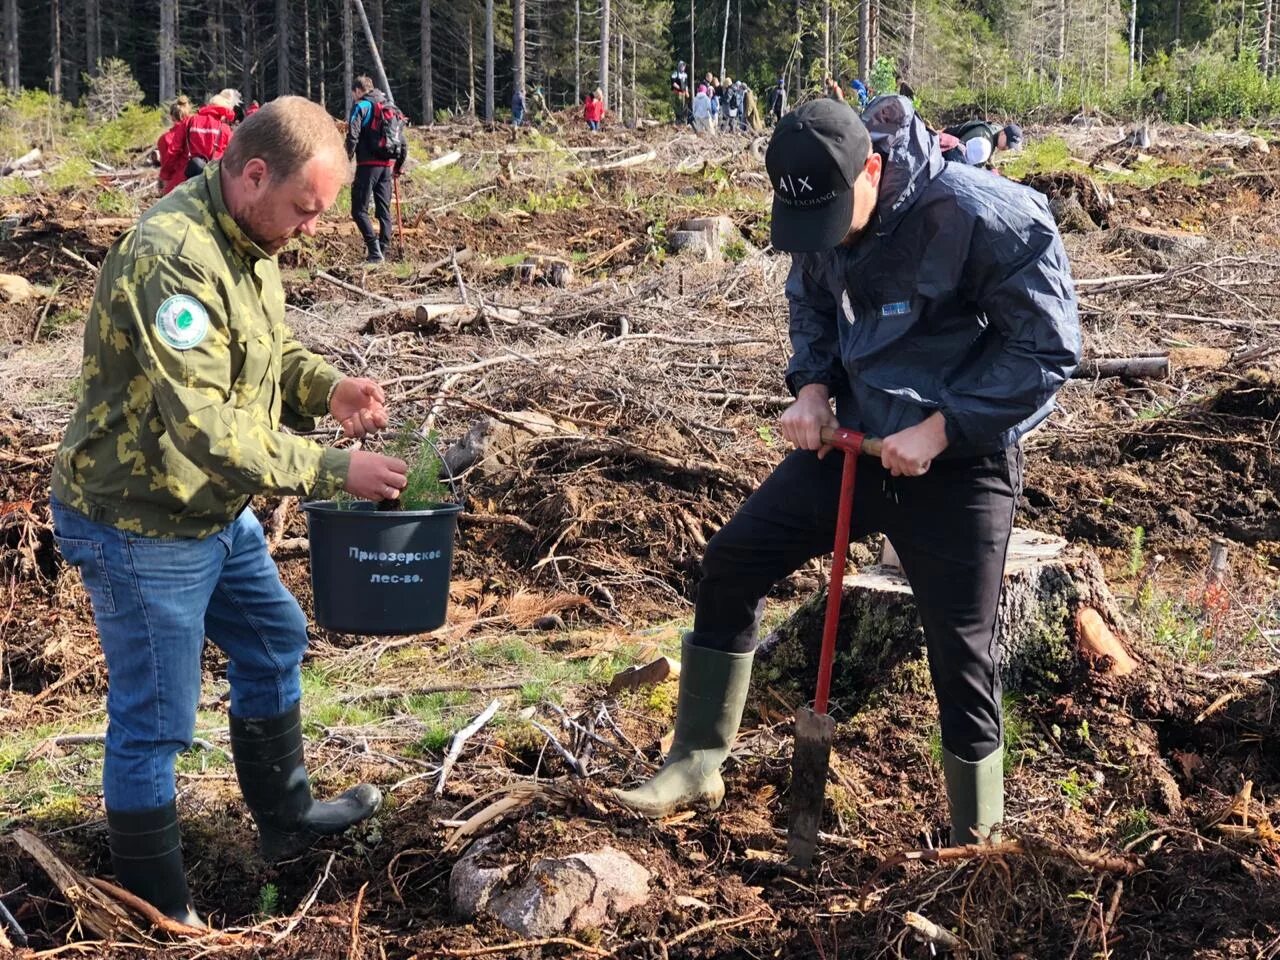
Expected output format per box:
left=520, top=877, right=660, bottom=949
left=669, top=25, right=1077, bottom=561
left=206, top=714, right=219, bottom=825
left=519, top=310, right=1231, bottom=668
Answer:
left=316, top=270, right=396, bottom=305
left=587, top=149, right=657, bottom=171
left=348, top=880, right=368, bottom=960
left=435, top=698, right=502, bottom=797
left=1074, top=356, right=1170, bottom=380
left=530, top=719, right=589, bottom=777
left=270, top=852, right=335, bottom=943
left=530, top=434, right=756, bottom=492
left=905, top=911, right=966, bottom=954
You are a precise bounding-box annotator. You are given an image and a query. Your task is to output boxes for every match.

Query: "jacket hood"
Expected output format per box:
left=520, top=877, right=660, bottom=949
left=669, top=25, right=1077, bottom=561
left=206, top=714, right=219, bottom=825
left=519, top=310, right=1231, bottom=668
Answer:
left=861, top=95, right=944, bottom=235
left=197, top=104, right=235, bottom=123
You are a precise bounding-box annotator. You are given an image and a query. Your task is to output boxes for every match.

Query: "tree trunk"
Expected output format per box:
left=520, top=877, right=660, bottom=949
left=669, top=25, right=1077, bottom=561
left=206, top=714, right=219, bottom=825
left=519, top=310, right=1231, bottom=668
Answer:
left=631, top=32, right=636, bottom=125
left=467, top=13, right=475, bottom=116
left=1174, top=0, right=1183, bottom=46
left=304, top=0, right=312, bottom=98
left=906, top=0, right=917, bottom=80
left=689, top=0, right=695, bottom=97
left=1264, top=0, right=1274, bottom=76
left=823, top=0, right=831, bottom=76
left=616, top=22, right=622, bottom=117
left=421, top=0, right=433, bottom=123
left=351, top=0, right=393, bottom=101
left=484, top=0, right=494, bottom=121
left=343, top=0, right=354, bottom=118
left=754, top=531, right=1139, bottom=717
left=85, top=0, right=101, bottom=73
left=320, top=4, right=328, bottom=110
left=1055, top=0, right=1067, bottom=98
left=276, top=0, right=289, bottom=96
left=369, top=0, right=384, bottom=52
left=3, top=0, right=18, bottom=92
left=858, top=0, right=870, bottom=80
left=51, top=0, right=62, bottom=97
left=158, top=0, right=176, bottom=102
left=241, top=0, right=253, bottom=104
left=574, top=0, right=580, bottom=106
left=599, top=0, right=610, bottom=110
left=1128, top=0, right=1137, bottom=82
left=513, top=0, right=525, bottom=107
left=719, top=0, right=730, bottom=80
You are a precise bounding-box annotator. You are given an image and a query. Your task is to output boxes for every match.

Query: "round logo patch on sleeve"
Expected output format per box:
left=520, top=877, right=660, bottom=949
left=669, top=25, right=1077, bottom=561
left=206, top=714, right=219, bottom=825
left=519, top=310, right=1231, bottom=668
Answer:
left=154, top=294, right=210, bottom=350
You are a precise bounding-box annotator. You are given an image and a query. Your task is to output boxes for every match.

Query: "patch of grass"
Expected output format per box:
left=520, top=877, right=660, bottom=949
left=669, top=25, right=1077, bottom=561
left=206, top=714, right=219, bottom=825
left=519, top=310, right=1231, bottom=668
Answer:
left=516, top=188, right=587, bottom=215
left=94, top=188, right=134, bottom=216
left=0, top=176, right=32, bottom=197
left=493, top=252, right=531, bottom=268
left=1000, top=136, right=1088, bottom=180
left=301, top=664, right=383, bottom=729
left=1137, top=583, right=1216, bottom=662
left=46, top=156, right=96, bottom=192
left=722, top=238, right=748, bottom=262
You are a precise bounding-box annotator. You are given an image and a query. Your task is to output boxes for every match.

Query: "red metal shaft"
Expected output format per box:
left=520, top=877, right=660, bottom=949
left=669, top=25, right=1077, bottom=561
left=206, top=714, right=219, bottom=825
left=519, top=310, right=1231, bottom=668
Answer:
left=813, top=431, right=863, bottom=715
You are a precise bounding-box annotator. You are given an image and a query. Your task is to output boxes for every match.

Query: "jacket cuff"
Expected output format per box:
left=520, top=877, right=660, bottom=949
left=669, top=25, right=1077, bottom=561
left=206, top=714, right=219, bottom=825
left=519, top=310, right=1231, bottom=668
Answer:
left=785, top=369, right=841, bottom=397
left=310, top=448, right=351, bottom=500
left=941, top=409, right=967, bottom=447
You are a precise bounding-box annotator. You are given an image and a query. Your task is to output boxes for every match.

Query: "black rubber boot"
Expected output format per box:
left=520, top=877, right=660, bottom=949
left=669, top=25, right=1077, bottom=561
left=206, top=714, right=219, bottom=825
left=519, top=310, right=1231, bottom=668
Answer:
left=106, top=801, right=203, bottom=927
left=364, top=239, right=384, bottom=264
left=229, top=703, right=382, bottom=861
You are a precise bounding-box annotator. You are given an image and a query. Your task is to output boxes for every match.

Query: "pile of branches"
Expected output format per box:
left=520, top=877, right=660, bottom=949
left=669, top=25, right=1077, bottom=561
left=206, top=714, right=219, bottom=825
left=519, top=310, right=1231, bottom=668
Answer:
left=293, top=252, right=795, bottom=623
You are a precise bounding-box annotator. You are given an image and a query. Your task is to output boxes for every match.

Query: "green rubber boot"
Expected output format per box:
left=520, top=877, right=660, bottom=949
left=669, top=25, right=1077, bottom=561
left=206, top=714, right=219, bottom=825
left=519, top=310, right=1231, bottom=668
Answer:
left=943, top=746, right=1004, bottom=844
left=612, top=638, right=755, bottom=818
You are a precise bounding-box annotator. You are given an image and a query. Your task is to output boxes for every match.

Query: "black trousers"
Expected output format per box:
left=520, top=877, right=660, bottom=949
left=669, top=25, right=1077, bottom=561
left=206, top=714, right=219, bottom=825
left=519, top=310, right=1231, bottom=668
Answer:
left=692, top=446, right=1023, bottom=762
left=351, top=164, right=393, bottom=249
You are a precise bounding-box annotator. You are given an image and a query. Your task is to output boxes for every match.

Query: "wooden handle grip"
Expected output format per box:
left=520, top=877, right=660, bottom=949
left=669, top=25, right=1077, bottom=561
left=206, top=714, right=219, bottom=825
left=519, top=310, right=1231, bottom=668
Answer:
left=819, top=427, right=883, bottom=457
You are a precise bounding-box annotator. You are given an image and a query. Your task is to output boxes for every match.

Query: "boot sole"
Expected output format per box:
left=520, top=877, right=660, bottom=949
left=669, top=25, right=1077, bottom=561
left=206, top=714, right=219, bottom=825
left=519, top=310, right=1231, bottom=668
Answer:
left=612, top=785, right=726, bottom=819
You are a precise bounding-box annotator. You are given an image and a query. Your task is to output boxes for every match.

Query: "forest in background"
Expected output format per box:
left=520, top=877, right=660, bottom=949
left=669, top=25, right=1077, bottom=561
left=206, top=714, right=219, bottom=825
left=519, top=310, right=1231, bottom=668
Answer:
left=3, top=0, right=1280, bottom=149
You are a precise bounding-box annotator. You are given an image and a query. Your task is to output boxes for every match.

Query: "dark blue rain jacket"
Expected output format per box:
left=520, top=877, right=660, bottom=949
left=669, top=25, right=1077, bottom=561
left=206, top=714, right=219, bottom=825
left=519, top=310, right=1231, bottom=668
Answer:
left=784, top=95, right=1081, bottom=457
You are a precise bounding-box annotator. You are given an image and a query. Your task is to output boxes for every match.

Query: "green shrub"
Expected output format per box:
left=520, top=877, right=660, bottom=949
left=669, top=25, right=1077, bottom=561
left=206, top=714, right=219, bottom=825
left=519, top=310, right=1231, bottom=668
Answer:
left=45, top=156, right=96, bottom=192
left=73, top=104, right=165, bottom=165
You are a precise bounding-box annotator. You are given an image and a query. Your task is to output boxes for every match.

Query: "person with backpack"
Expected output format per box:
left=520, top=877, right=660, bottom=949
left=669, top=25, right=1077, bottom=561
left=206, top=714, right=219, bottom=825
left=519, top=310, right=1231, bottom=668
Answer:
left=160, top=91, right=238, bottom=196
left=941, top=119, right=1024, bottom=168
left=346, top=75, right=408, bottom=265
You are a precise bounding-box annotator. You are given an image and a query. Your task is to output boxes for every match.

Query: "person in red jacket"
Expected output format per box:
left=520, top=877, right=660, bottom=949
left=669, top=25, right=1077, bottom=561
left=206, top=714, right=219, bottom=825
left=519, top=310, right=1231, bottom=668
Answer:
left=156, top=95, right=194, bottom=195
left=159, top=91, right=239, bottom=195
left=584, top=89, right=605, bottom=131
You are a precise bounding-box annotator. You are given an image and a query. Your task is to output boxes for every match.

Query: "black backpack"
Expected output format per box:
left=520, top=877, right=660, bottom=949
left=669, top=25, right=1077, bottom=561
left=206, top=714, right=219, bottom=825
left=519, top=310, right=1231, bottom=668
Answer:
left=366, top=99, right=408, bottom=161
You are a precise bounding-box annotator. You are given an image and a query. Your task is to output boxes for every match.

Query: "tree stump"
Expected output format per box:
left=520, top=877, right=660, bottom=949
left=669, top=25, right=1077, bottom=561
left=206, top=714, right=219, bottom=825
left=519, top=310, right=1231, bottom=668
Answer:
left=755, top=530, right=1138, bottom=713
left=1103, top=225, right=1209, bottom=269
left=669, top=215, right=751, bottom=263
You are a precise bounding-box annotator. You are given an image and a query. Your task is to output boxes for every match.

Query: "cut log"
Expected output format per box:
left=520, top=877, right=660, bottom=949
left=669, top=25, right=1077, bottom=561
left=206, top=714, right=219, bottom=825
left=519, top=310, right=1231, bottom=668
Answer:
left=1103, top=225, right=1210, bottom=268
left=755, top=530, right=1137, bottom=712
left=1074, top=356, right=1170, bottom=380
left=0, top=147, right=41, bottom=176
left=587, top=149, right=656, bottom=171
left=425, top=150, right=463, bottom=171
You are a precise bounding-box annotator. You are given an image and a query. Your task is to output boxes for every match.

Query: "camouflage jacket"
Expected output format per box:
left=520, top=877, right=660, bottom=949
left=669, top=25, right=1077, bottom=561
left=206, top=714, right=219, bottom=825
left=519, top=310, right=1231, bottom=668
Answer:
left=52, top=163, right=350, bottom=539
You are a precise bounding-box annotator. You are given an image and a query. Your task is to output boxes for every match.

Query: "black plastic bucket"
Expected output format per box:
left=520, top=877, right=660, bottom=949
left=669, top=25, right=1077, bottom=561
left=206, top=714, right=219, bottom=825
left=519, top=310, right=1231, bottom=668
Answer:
left=301, top=499, right=464, bottom=635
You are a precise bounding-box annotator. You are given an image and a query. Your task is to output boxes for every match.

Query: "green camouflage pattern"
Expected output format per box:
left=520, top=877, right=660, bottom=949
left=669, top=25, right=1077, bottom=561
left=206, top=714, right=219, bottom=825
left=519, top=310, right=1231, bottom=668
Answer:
left=52, top=163, right=350, bottom=539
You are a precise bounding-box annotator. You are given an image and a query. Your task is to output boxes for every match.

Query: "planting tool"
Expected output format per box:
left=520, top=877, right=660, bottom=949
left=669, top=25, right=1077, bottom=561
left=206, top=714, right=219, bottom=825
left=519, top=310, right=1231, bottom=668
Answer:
left=392, top=173, right=405, bottom=260
left=787, top=426, right=883, bottom=868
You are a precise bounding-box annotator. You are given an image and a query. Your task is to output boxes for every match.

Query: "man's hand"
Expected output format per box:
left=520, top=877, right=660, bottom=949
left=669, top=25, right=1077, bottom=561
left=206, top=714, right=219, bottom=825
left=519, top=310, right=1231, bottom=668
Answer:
left=880, top=412, right=950, bottom=478
left=345, top=450, right=408, bottom=502
left=330, top=377, right=390, bottom=438
left=779, top=384, right=839, bottom=457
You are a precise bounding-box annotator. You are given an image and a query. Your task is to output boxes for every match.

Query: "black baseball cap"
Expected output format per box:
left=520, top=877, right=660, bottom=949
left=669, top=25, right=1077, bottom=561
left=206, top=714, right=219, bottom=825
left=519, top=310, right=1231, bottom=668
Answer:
left=765, top=99, right=872, bottom=252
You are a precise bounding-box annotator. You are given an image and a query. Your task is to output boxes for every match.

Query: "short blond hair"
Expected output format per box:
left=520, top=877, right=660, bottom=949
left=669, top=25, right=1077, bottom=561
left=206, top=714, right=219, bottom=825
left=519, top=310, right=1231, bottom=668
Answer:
left=221, top=96, right=349, bottom=183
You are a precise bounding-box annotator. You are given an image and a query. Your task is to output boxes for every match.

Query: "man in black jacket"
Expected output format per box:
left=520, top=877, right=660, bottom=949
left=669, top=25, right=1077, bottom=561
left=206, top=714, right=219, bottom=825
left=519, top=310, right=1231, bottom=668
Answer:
left=614, top=97, right=1080, bottom=845
left=346, top=76, right=406, bottom=264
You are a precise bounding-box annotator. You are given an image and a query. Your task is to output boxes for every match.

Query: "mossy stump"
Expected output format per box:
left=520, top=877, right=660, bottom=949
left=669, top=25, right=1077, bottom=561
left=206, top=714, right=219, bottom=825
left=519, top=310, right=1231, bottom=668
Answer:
left=755, top=529, right=1135, bottom=714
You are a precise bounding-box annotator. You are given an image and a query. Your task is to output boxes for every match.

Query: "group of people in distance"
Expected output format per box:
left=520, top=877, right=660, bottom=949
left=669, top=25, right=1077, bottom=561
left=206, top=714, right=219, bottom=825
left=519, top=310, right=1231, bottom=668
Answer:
left=155, top=89, right=260, bottom=195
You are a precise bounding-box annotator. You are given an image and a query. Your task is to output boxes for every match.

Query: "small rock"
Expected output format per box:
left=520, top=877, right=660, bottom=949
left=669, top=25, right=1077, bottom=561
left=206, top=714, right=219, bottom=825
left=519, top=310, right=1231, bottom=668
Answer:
left=532, top=614, right=565, bottom=631
left=451, top=841, right=651, bottom=938
left=1250, top=136, right=1270, bottom=155
left=1136, top=206, right=1152, bottom=221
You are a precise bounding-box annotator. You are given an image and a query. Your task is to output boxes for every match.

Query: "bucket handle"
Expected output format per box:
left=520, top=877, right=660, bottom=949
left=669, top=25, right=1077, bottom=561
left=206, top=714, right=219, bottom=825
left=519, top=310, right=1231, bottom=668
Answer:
left=384, top=426, right=463, bottom=503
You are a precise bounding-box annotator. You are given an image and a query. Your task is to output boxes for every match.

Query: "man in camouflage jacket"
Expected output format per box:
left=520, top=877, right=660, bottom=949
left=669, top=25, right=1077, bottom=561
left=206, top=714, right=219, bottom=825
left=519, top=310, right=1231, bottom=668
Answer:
left=51, top=97, right=408, bottom=926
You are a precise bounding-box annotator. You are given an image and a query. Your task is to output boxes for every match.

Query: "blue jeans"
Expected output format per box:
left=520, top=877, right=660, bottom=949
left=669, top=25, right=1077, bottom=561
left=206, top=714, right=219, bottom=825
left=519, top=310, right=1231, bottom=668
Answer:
left=50, top=498, right=309, bottom=812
